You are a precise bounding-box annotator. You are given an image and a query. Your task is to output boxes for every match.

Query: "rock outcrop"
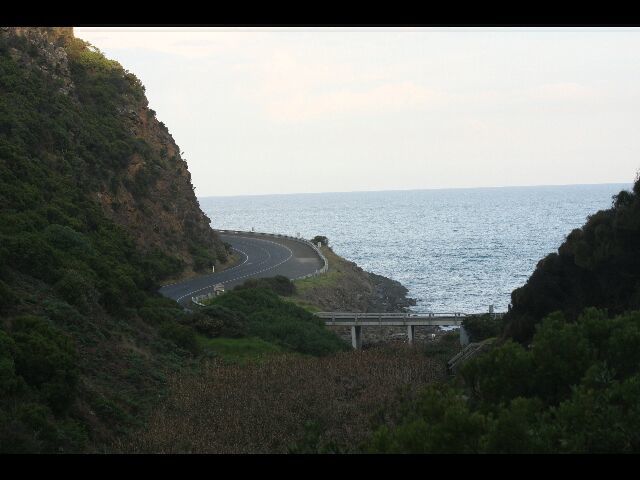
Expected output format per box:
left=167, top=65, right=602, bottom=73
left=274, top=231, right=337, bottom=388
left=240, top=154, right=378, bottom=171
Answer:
left=0, top=27, right=230, bottom=278
left=292, top=245, right=416, bottom=313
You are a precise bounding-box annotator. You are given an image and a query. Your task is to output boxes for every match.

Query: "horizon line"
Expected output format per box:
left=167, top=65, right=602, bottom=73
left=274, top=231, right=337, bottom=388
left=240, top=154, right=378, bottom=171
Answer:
left=197, top=181, right=634, bottom=199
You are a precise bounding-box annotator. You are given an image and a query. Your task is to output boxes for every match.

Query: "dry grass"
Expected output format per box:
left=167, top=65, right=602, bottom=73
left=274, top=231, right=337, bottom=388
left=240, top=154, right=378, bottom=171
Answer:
left=115, top=345, right=445, bottom=453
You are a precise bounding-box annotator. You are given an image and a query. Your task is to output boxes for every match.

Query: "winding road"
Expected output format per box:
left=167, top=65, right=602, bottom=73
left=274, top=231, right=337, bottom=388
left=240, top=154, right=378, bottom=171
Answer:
left=159, top=231, right=325, bottom=307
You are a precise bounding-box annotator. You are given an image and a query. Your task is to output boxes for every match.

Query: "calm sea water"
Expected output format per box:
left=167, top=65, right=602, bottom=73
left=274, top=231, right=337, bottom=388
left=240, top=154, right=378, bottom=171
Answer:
left=200, top=184, right=632, bottom=314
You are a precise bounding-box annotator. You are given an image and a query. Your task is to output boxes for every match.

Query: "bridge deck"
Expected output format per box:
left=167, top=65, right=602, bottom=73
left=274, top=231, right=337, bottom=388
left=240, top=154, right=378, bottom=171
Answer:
left=322, top=319, right=464, bottom=327
left=316, top=312, right=503, bottom=327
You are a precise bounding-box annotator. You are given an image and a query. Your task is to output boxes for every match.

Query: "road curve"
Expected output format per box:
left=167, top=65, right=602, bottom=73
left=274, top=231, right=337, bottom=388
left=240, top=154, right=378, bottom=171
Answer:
left=159, top=232, right=324, bottom=307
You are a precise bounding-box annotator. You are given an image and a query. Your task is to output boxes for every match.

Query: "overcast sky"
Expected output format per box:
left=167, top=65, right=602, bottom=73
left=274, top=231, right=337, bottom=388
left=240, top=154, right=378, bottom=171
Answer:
left=75, top=27, right=640, bottom=197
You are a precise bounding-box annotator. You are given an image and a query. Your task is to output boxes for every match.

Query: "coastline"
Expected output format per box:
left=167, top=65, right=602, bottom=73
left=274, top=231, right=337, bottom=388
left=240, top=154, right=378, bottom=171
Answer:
left=285, top=244, right=457, bottom=347
left=290, top=244, right=416, bottom=314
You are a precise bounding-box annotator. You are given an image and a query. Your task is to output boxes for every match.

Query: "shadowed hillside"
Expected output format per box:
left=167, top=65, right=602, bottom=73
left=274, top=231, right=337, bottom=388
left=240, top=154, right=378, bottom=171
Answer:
left=0, top=27, right=232, bottom=452
left=504, top=176, right=640, bottom=343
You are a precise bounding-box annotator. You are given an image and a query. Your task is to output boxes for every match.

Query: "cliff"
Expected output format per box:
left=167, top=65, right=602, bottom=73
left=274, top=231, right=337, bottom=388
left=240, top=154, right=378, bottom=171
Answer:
left=0, top=27, right=231, bottom=278
left=0, top=27, right=230, bottom=452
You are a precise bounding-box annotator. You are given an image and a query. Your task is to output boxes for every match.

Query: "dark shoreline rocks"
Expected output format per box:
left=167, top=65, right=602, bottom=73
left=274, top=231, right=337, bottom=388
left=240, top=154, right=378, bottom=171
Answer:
left=291, top=245, right=417, bottom=314
left=367, top=271, right=417, bottom=313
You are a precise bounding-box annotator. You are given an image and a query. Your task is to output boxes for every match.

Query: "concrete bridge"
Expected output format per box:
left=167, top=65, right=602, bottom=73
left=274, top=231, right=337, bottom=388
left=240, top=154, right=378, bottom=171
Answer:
left=316, top=310, right=505, bottom=349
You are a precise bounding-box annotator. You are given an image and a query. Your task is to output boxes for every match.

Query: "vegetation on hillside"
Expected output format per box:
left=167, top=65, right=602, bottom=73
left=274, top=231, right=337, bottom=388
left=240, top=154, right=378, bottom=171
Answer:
left=0, top=29, right=230, bottom=452
left=206, top=286, right=349, bottom=356
left=368, top=308, right=640, bottom=453
left=3, top=27, right=640, bottom=455
left=366, top=174, right=640, bottom=454
left=504, top=177, right=640, bottom=343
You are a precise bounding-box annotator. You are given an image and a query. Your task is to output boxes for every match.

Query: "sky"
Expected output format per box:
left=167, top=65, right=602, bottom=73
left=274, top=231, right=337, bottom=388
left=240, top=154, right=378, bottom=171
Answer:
left=74, top=27, right=640, bottom=197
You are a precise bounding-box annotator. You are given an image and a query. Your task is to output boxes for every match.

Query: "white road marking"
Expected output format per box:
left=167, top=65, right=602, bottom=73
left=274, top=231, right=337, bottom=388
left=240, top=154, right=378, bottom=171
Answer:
left=161, top=246, right=249, bottom=289
left=175, top=246, right=249, bottom=302
left=175, top=236, right=295, bottom=302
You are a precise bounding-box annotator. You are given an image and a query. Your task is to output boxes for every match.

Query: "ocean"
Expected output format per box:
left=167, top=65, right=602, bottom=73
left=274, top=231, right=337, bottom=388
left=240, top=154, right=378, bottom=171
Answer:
left=199, top=183, right=632, bottom=314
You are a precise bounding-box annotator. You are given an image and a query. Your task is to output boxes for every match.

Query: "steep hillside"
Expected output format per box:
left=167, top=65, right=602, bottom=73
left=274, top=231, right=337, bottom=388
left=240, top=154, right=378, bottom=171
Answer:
left=0, top=27, right=231, bottom=278
left=0, top=27, right=231, bottom=452
left=504, top=177, right=640, bottom=343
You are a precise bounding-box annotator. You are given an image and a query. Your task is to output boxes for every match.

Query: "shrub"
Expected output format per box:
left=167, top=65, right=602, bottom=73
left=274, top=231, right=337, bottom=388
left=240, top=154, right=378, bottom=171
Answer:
left=368, top=384, right=487, bottom=453
left=0, top=331, right=21, bottom=396
left=311, top=235, right=329, bottom=246
left=189, top=305, right=248, bottom=338
left=461, top=340, right=534, bottom=409
left=53, top=270, right=94, bottom=313
left=209, top=288, right=348, bottom=356
left=138, top=306, right=179, bottom=326
left=530, top=312, right=594, bottom=404
left=482, top=397, right=549, bottom=453
left=234, top=275, right=296, bottom=296
left=462, top=313, right=505, bottom=342
left=159, top=321, right=199, bottom=355
left=0, top=280, right=17, bottom=313
left=10, top=315, right=79, bottom=414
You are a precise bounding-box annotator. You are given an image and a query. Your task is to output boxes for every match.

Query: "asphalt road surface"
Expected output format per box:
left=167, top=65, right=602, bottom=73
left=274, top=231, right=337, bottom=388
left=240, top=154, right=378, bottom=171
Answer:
left=159, top=232, right=324, bottom=307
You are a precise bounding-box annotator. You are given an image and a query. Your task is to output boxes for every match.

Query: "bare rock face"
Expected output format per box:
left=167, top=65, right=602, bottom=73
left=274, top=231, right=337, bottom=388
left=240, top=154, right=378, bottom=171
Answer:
left=2, top=27, right=230, bottom=278
left=1, top=27, right=74, bottom=94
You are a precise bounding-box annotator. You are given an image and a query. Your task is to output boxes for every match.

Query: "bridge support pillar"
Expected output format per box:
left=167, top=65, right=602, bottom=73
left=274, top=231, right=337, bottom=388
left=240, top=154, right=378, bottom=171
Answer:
left=351, top=325, right=363, bottom=350
left=459, top=325, right=470, bottom=346
left=407, top=325, right=415, bottom=344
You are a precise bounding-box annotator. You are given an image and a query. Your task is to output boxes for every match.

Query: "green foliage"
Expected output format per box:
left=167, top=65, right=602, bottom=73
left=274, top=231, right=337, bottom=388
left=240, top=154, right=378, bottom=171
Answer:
left=504, top=179, right=640, bottom=343
left=544, top=372, right=640, bottom=453
left=368, top=308, right=640, bottom=453
left=53, top=270, right=94, bottom=313
left=482, top=397, right=549, bottom=453
left=311, top=235, right=329, bottom=246
left=462, top=314, right=505, bottom=342
left=0, top=31, right=220, bottom=452
left=184, top=305, right=248, bottom=338
left=10, top=315, right=79, bottom=414
left=0, top=317, right=87, bottom=453
left=195, top=336, right=283, bottom=364
left=368, top=384, right=487, bottom=453
left=461, top=340, right=534, bottom=409
left=207, top=288, right=348, bottom=356
left=159, top=321, right=200, bottom=356
left=530, top=313, right=594, bottom=404
left=0, top=279, right=17, bottom=313
left=234, top=275, right=296, bottom=296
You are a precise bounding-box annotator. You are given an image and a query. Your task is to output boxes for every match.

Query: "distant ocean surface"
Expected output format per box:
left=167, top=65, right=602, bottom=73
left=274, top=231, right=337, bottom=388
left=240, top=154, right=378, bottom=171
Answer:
left=200, top=184, right=632, bottom=314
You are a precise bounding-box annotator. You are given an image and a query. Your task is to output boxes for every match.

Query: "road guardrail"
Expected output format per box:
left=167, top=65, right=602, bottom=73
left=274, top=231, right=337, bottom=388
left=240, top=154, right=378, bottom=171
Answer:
left=213, top=229, right=329, bottom=280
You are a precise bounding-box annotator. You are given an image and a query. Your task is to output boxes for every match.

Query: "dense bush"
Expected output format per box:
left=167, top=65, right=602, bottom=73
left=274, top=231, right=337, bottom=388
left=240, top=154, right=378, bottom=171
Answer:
left=367, top=308, right=640, bottom=453
left=0, top=317, right=86, bottom=453
left=0, top=30, right=223, bottom=452
left=208, top=288, right=348, bottom=356
left=504, top=177, right=640, bottom=343
left=0, top=280, right=17, bottom=313
left=311, top=235, right=329, bottom=246
left=158, top=321, right=200, bottom=356
left=462, top=314, right=505, bottom=343
left=10, top=315, right=80, bottom=414
left=186, top=305, right=248, bottom=338
left=234, top=275, right=296, bottom=296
